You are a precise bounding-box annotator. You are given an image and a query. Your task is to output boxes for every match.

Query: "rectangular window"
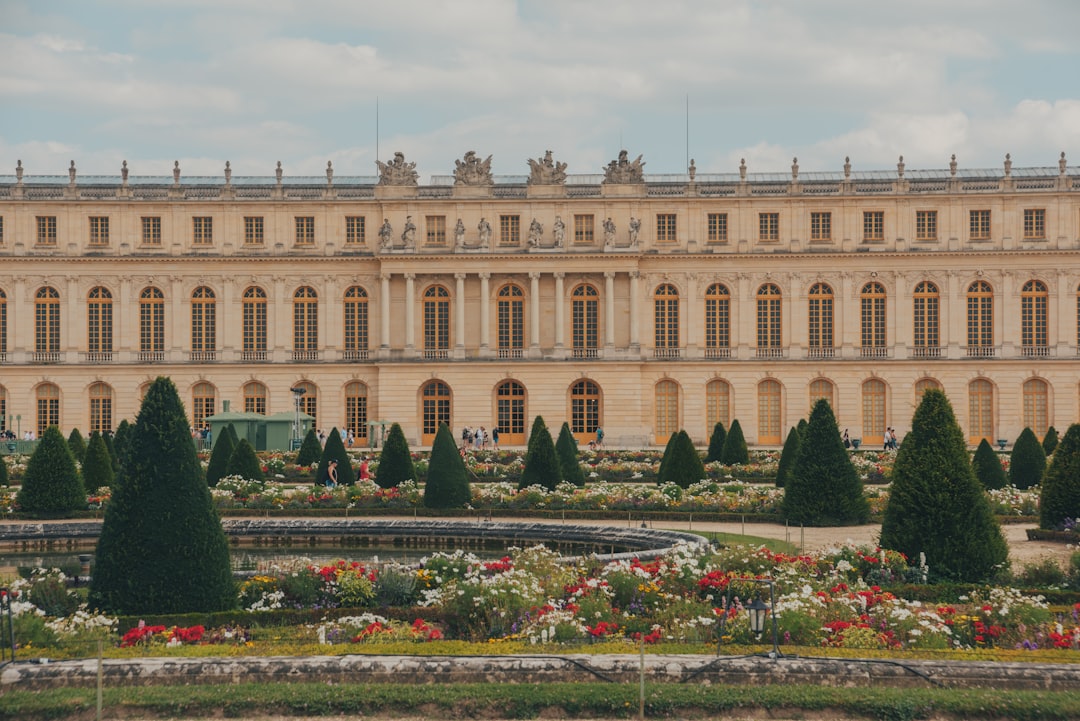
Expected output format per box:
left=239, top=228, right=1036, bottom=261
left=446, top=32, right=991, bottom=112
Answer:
left=192, top=216, right=213, bottom=245
left=656, top=213, right=677, bottom=242
left=969, top=209, right=991, bottom=240
left=1024, top=209, right=1046, bottom=239
left=574, top=214, right=594, bottom=244
left=758, top=212, right=779, bottom=241
left=426, top=215, right=446, bottom=245
left=707, top=213, right=727, bottom=243
left=810, top=212, right=831, bottom=241
left=141, top=216, right=161, bottom=245
left=294, top=216, right=315, bottom=245
left=915, top=210, right=937, bottom=241
left=89, top=216, right=109, bottom=246
left=863, top=211, right=884, bottom=241
left=244, top=216, right=264, bottom=245
left=345, top=216, right=365, bottom=245
left=37, top=216, right=57, bottom=245
left=499, top=215, right=520, bottom=246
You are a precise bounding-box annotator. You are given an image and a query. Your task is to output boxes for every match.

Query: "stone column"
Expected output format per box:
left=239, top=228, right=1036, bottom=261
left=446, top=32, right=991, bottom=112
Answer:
left=380, top=274, right=391, bottom=350
left=404, top=273, right=416, bottom=353
left=893, top=272, right=910, bottom=357
left=1055, top=270, right=1071, bottom=355
left=120, top=278, right=135, bottom=363
left=604, top=271, right=615, bottom=349
left=221, top=277, right=235, bottom=359
left=455, top=273, right=466, bottom=357
left=65, top=276, right=79, bottom=361
left=479, top=272, right=490, bottom=356
left=999, top=271, right=1014, bottom=356
left=946, top=271, right=961, bottom=359
left=170, top=275, right=185, bottom=362
left=629, top=270, right=641, bottom=351
left=554, top=272, right=565, bottom=352
left=736, top=273, right=752, bottom=357
left=529, top=271, right=541, bottom=354
left=271, top=276, right=286, bottom=360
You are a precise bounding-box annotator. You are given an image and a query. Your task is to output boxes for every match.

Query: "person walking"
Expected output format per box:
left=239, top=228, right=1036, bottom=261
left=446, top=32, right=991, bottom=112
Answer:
left=595, top=426, right=604, bottom=449
left=491, top=426, right=500, bottom=450
left=326, top=459, right=339, bottom=489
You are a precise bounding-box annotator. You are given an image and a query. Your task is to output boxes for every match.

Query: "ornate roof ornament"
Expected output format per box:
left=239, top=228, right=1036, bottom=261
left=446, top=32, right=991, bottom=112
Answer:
left=454, top=151, right=493, bottom=186
left=69, top=160, right=77, bottom=185
left=602, top=149, right=645, bottom=184
left=376, top=151, right=418, bottom=186
left=526, top=150, right=567, bottom=185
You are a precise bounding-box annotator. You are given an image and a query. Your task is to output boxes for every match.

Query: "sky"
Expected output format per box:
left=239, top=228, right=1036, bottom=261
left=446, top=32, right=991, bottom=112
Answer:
left=2, top=0, right=1080, bottom=181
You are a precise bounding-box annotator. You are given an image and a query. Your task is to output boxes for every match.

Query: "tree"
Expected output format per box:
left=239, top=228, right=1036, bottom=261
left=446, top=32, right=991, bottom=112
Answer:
left=520, top=415, right=561, bottom=491
left=782, top=400, right=868, bottom=526
left=295, top=428, right=322, bottom=467
left=719, top=419, right=749, bottom=466
left=703, top=422, right=727, bottom=464
left=658, top=430, right=705, bottom=489
left=555, top=422, right=585, bottom=487
left=1043, top=426, right=1060, bottom=456
left=16, top=427, right=85, bottom=515
left=375, top=423, right=416, bottom=489
left=656, top=432, right=677, bottom=485
left=972, top=438, right=1007, bottom=491
left=0, top=454, right=8, bottom=487
left=113, top=419, right=133, bottom=473
left=775, top=426, right=801, bottom=488
left=103, top=430, right=119, bottom=473
left=879, top=389, right=1007, bottom=583
left=423, top=424, right=472, bottom=508
left=67, top=428, right=87, bottom=464
left=1009, top=427, right=1047, bottom=490
left=1040, top=424, right=1080, bottom=530
left=89, top=376, right=236, bottom=615
left=316, top=427, right=354, bottom=486
left=81, top=431, right=116, bottom=491
left=205, top=423, right=237, bottom=487
left=225, top=438, right=265, bottom=483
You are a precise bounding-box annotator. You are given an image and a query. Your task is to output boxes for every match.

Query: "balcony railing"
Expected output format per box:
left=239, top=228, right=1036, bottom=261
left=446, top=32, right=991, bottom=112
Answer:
left=292, top=349, right=321, bottom=362
left=755, top=347, right=786, bottom=359
left=860, top=346, right=890, bottom=359
left=342, top=349, right=370, bottom=361
left=422, top=349, right=449, bottom=360
left=1021, top=345, right=1050, bottom=358
left=572, top=347, right=598, bottom=359
left=806, top=347, right=834, bottom=359
left=82, top=351, right=113, bottom=363
left=703, top=347, right=731, bottom=360
left=966, top=345, right=996, bottom=358
left=909, top=346, right=942, bottom=359
left=32, top=351, right=61, bottom=364
left=653, top=347, right=682, bottom=359
left=188, top=350, right=218, bottom=362
left=241, top=350, right=268, bottom=362
left=497, top=348, right=523, bottom=359
left=138, top=350, right=165, bottom=363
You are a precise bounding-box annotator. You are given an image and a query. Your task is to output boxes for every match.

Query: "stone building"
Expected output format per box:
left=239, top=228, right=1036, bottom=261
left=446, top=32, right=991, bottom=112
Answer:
left=0, top=150, right=1077, bottom=449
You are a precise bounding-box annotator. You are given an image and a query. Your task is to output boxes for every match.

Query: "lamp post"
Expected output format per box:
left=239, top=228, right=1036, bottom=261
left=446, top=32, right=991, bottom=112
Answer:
left=290, top=387, right=306, bottom=451
left=746, top=578, right=783, bottom=659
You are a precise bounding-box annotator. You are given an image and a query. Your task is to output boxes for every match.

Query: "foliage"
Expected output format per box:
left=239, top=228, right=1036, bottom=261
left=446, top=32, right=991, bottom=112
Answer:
left=775, top=426, right=801, bottom=489
left=880, top=389, right=1008, bottom=583
left=0, top=454, right=7, bottom=487
left=1043, top=426, right=1059, bottom=456
left=295, top=428, right=323, bottom=468
left=1010, top=427, right=1047, bottom=490
left=703, top=422, right=726, bottom=464
left=66, top=428, right=87, bottom=464
left=519, top=416, right=561, bottom=491
left=375, top=423, right=416, bottom=489
left=316, top=428, right=354, bottom=486
left=89, top=376, right=237, bottom=615
left=102, top=429, right=119, bottom=474
left=555, top=422, right=585, bottom=487
left=782, top=400, right=868, bottom=526
left=657, top=430, right=705, bottom=489
left=82, top=431, right=116, bottom=491
left=972, top=438, right=1007, bottom=491
left=16, top=426, right=85, bottom=515
left=423, top=424, right=472, bottom=508
left=656, top=432, right=677, bottom=486
left=205, top=424, right=237, bottom=488
left=225, top=438, right=266, bottom=483
left=1040, top=423, right=1080, bottom=530
left=113, top=419, right=133, bottom=473
left=719, top=419, right=749, bottom=466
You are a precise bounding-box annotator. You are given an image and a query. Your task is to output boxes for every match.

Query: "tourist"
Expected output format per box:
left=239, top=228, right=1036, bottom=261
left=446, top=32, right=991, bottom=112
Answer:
left=359, top=457, right=370, bottom=481
left=843, top=429, right=850, bottom=449
left=595, top=426, right=604, bottom=449
left=491, top=426, right=499, bottom=450
left=326, top=459, right=339, bottom=489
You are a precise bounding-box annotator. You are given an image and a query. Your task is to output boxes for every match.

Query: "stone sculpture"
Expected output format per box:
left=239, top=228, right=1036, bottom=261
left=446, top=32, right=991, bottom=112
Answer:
left=527, top=150, right=567, bottom=185
left=454, top=151, right=493, bottom=186
left=376, top=152, right=419, bottom=186
left=603, top=150, right=645, bottom=183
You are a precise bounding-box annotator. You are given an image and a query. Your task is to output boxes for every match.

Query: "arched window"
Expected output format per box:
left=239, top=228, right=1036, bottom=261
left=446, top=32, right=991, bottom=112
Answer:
left=243, top=381, right=267, bottom=415
left=36, top=383, right=60, bottom=435
left=862, top=379, right=886, bottom=446
left=495, top=380, right=526, bottom=445
left=570, top=379, right=601, bottom=444
left=497, top=284, right=524, bottom=358
left=294, top=381, right=317, bottom=428
left=913, top=281, right=939, bottom=356
left=1023, top=378, right=1049, bottom=438
left=572, top=284, right=599, bottom=358
left=0, top=289, right=6, bottom=360
left=35, top=286, right=60, bottom=359
left=807, top=282, right=833, bottom=355
left=293, top=287, right=318, bottom=356
left=344, top=286, right=369, bottom=360
left=242, top=286, right=267, bottom=361
left=191, top=382, right=216, bottom=429
left=139, top=287, right=165, bottom=359
left=87, top=287, right=113, bottom=358
left=968, top=379, right=994, bottom=444
left=423, top=285, right=450, bottom=358
left=654, top=379, right=679, bottom=444
left=861, top=281, right=886, bottom=355
left=89, top=382, right=113, bottom=433
left=191, top=286, right=216, bottom=358
left=756, top=284, right=782, bottom=356
left=966, top=280, right=994, bottom=354
left=345, top=382, right=369, bottom=443
left=1021, top=280, right=1048, bottom=354
left=704, top=283, right=730, bottom=358
left=654, top=284, right=680, bottom=353
left=706, top=379, right=731, bottom=431
left=915, top=378, right=942, bottom=402
left=421, top=380, right=451, bottom=445
left=757, top=379, right=782, bottom=444
left=809, top=378, right=834, bottom=413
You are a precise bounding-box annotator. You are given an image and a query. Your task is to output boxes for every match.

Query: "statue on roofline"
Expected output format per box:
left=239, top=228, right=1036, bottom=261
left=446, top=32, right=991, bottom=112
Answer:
left=375, top=151, right=419, bottom=186
left=454, top=150, right=493, bottom=186
left=527, top=150, right=567, bottom=185
left=603, top=149, right=645, bottom=184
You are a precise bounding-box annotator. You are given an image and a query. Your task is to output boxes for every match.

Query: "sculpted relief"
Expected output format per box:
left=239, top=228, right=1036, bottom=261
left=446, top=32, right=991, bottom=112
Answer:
left=527, top=150, right=567, bottom=185
left=603, top=150, right=645, bottom=184
left=454, top=151, right=493, bottom=186
left=375, top=152, right=419, bottom=186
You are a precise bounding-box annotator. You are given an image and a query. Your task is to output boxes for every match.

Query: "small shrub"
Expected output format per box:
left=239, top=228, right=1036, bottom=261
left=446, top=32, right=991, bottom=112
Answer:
left=1014, top=558, right=1067, bottom=589
left=520, top=416, right=561, bottom=491
left=1009, top=427, right=1046, bottom=490
left=67, top=428, right=87, bottom=464
left=972, top=438, right=1007, bottom=490
left=295, top=429, right=322, bottom=468
left=719, top=419, right=749, bottom=465
left=226, top=438, right=266, bottom=483
left=703, top=422, right=726, bottom=464
left=205, top=424, right=238, bottom=487
left=28, top=571, right=81, bottom=617
left=376, top=423, right=416, bottom=489
left=374, top=567, right=419, bottom=607
left=1044, top=426, right=1059, bottom=456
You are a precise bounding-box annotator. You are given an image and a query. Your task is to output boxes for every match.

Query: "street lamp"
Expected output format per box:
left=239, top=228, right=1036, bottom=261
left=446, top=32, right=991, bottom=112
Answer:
left=290, top=387, right=306, bottom=450
left=746, top=578, right=783, bottom=659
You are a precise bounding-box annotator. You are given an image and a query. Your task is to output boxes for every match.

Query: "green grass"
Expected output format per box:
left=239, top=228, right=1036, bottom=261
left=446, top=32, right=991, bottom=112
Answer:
left=665, top=527, right=798, bottom=554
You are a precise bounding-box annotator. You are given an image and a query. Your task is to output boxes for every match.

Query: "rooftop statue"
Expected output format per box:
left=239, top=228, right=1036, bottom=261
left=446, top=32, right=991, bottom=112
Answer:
left=527, top=150, right=567, bottom=185
left=454, top=150, right=493, bottom=186
left=603, top=149, right=645, bottom=184
left=376, top=151, right=419, bottom=186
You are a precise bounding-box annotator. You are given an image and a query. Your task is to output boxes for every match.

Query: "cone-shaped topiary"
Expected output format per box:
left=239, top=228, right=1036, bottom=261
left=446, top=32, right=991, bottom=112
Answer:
left=656, top=432, right=677, bottom=485
left=660, top=430, right=706, bottom=489
left=375, top=423, right=416, bottom=489
left=103, top=431, right=119, bottom=473
left=796, top=418, right=809, bottom=440
left=775, top=426, right=801, bottom=488
left=81, top=431, right=116, bottom=492
left=423, top=424, right=472, bottom=508
left=16, top=426, right=85, bottom=515
left=1043, top=426, right=1059, bottom=456
left=89, top=376, right=236, bottom=614
left=520, top=415, right=562, bottom=491
left=225, top=438, right=265, bottom=483
left=719, top=419, right=749, bottom=465
left=1039, top=423, right=1080, bottom=530
left=879, top=389, right=1007, bottom=583
left=113, top=419, right=133, bottom=473
left=782, top=400, right=868, bottom=526
left=704, top=422, right=727, bottom=463
left=1009, top=427, right=1047, bottom=490
left=0, top=455, right=8, bottom=487
left=295, top=428, right=322, bottom=467
left=205, top=423, right=237, bottom=487
left=67, top=428, right=87, bottom=464
left=555, top=422, right=585, bottom=487
left=972, top=438, right=1007, bottom=491
left=316, top=427, right=354, bottom=486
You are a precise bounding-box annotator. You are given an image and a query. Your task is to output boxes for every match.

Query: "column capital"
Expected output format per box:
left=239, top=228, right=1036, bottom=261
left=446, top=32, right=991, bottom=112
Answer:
left=554, top=271, right=565, bottom=280
left=528, top=271, right=541, bottom=280
left=629, top=270, right=640, bottom=280
left=454, top=272, right=467, bottom=281
left=379, top=273, right=393, bottom=282
left=404, top=272, right=416, bottom=281
left=478, top=272, right=491, bottom=280
left=604, top=271, right=616, bottom=279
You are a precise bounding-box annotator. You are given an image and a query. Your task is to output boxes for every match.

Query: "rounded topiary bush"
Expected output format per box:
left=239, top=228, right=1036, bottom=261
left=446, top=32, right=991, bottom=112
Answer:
left=423, top=423, right=471, bottom=508
left=704, top=422, right=726, bottom=464
left=16, top=426, right=85, bottom=515
left=205, top=424, right=237, bottom=487
left=81, top=431, right=116, bottom=491
left=972, top=438, right=1007, bottom=491
left=375, top=423, right=416, bottom=489
left=295, top=428, right=322, bottom=468
left=1010, top=427, right=1047, bottom=490
left=67, top=428, right=87, bottom=464
left=225, top=438, right=266, bottom=483
left=659, top=430, right=705, bottom=489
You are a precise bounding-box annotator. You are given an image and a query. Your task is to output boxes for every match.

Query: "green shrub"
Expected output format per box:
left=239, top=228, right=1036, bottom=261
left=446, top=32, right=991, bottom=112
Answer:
left=656, top=432, right=676, bottom=485
left=704, top=422, right=726, bottom=464
left=226, top=438, right=266, bottom=483
left=0, top=456, right=7, bottom=487
left=555, top=422, right=585, bottom=487
left=81, top=431, right=116, bottom=491
left=28, top=571, right=81, bottom=617
left=205, top=424, right=237, bottom=487
left=296, top=428, right=323, bottom=467
left=1014, top=558, right=1067, bottom=589
left=519, top=416, right=561, bottom=491
left=374, top=567, right=419, bottom=607
left=66, top=428, right=87, bottom=464
left=103, top=430, right=118, bottom=473
left=659, top=430, right=705, bottom=489
left=775, top=426, right=801, bottom=488
left=375, top=423, right=416, bottom=489
left=1039, top=423, right=1080, bottom=530
left=972, top=438, right=1007, bottom=490
left=1009, top=427, right=1046, bottom=490
left=316, top=428, right=354, bottom=486
left=719, top=419, right=749, bottom=465
left=113, top=419, right=133, bottom=473
left=1043, top=426, right=1059, bottom=456
left=423, top=424, right=472, bottom=508
left=16, top=427, right=85, bottom=515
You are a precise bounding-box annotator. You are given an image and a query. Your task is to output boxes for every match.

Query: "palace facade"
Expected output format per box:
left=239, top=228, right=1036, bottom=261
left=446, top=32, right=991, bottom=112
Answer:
left=0, top=151, right=1077, bottom=449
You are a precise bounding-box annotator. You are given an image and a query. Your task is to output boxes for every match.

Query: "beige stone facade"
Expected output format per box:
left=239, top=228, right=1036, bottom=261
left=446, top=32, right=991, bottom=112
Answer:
left=0, top=152, right=1077, bottom=449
